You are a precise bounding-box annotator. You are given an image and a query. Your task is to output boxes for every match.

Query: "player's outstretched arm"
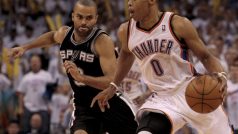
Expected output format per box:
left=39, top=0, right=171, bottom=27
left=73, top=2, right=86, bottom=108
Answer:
left=91, top=21, right=135, bottom=112
left=8, top=26, right=69, bottom=58
left=171, top=16, right=227, bottom=98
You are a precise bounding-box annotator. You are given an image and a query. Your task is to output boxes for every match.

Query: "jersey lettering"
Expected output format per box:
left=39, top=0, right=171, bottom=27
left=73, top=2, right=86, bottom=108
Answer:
left=132, top=38, right=173, bottom=60
left=60, top=50, right=95, bottom=62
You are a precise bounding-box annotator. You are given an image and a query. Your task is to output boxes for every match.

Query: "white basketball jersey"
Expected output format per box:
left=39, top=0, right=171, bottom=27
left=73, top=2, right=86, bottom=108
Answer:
left=128, top=12, right=195, bottom=94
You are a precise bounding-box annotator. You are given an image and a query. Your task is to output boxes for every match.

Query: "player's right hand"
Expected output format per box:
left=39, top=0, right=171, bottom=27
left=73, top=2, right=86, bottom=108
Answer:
left=91, top=85, right=116, bottom=112
left=8, top=47, right=25, bottom=58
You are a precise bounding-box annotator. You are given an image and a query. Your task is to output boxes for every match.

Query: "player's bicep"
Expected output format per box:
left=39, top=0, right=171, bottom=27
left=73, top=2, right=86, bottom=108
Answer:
left=95, top=34, right=117, bottom=78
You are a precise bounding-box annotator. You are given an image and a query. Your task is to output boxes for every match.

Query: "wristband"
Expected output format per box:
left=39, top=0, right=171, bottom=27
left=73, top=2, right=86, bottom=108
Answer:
left=220, top=72, right=227, bottom=77
left=216, top=72, right=227, bottom=81
left=110, top=82, right=119, bottom=90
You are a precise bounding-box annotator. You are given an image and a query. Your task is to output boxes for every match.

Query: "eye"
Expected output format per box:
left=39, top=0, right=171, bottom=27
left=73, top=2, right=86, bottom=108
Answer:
left=86, top=16, right=93, bottom=20
left=76, top=15, right=83, bottom=19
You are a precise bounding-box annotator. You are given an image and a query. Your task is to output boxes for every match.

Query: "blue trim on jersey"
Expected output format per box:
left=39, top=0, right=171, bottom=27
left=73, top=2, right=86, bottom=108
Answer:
left=181, top=48, right=189, bottom=61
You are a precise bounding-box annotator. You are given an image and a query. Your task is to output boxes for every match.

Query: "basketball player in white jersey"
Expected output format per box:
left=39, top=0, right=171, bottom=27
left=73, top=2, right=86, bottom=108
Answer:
left=91, top=0, right=233, bottom=134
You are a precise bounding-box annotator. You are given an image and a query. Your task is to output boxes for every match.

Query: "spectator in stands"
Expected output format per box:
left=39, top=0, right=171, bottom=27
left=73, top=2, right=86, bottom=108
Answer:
left=5, top=119, right=21, bottom=134
left=27, top=113, right=44, bottom=134
left=226, top=64, right=238, bottom=134
left=50, top=81, right=70, bottom=134
left=16, top=55, right=53, bottom=133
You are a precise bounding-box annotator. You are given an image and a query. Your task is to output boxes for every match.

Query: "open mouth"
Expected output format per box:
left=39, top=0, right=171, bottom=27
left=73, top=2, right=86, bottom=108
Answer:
left=129, top=10, right=134, bottom=17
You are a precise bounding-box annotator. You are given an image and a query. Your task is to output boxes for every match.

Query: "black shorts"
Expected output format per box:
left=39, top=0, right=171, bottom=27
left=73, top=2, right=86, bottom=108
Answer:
left=102, top=96, right=138, bottom=134
left=70, top=103, right=104, bottom=134
left=70, top=95, right=137, bottom=134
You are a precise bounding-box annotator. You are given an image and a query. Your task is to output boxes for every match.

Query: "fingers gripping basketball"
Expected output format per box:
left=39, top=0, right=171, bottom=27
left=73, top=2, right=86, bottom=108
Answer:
left=185, top=75, right=223, bottom=113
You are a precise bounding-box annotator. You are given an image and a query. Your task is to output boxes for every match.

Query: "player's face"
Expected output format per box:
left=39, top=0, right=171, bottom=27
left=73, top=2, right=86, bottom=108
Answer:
left=72, top=3, right=98, bottom=37
left=128, top=0, right=150, bottom=21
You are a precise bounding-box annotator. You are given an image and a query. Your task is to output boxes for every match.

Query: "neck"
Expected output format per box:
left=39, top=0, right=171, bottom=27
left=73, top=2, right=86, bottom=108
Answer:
left=73, top=32, right=88, bottom=44
left=139, top=10, right=162, bottom=30
left=32, top=69, right=40, bottom=73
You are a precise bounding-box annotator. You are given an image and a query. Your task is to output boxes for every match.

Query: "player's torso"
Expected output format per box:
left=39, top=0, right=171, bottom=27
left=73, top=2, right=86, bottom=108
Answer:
left=59, top=27, right=105, bottom=104
left=128, top=12, right=194, bottom=94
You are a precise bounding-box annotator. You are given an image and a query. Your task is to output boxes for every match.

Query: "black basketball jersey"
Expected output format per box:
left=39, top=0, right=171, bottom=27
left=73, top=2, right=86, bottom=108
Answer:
left=60, top=26, right=106, bottom=106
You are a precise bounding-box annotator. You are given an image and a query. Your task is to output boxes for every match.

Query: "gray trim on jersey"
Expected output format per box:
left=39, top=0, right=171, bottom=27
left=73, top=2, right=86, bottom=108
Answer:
left=70, top=27, right=98, bottom=45
left=65, top=26, right=72, bottom=36
left=90, top=29, right=107, bottom=56
left=59, top=26, right=71, bottom=48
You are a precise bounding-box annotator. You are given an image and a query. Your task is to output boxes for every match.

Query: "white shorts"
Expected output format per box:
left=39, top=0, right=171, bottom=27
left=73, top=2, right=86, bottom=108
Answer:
left=136, top=80, right=233, bottom=134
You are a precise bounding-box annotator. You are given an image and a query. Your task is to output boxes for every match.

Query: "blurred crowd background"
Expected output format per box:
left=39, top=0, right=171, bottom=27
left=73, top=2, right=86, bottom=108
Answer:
left=0, top=0, right=238, bottom=134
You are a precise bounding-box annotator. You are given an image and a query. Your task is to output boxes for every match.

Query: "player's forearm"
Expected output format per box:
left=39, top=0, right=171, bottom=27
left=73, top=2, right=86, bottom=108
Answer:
left=78, top=75, right=113, bottom=90
left=113, top=50, right=135, bottom=86
left=201, top=54, right=225, bottom=73
left=22, top=31, right=57, bottom=51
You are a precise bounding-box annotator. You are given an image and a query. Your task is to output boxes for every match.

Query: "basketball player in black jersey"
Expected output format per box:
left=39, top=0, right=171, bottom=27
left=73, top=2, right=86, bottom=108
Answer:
left=8, top=0, right=137, bottom=134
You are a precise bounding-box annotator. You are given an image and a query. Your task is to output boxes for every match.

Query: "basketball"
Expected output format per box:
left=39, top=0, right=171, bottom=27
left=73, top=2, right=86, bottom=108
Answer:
left=185, top=75, right=223, bottom=114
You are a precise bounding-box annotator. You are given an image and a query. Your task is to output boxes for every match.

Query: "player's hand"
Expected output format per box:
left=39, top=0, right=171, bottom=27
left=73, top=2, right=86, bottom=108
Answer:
left=8, top=47, right=25, bottom=58
left=90, top=85, right=116, bottom=112
left=212, top=72, right=227, bottom=101
left=63, top=60, right=84, bottom=81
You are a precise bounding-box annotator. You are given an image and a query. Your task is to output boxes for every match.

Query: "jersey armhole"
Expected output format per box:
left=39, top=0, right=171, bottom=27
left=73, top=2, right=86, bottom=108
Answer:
left=59, top=26, right=72, bottom=47
left=91, top=30, right=108, bottom=57
left=169, top=14, right=187, bottom=49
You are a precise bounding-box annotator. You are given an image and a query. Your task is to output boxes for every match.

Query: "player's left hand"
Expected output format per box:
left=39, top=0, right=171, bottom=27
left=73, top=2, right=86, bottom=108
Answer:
left=91, top=85, right=116, bottom=112
left=64, top=60, right=84, bottom=81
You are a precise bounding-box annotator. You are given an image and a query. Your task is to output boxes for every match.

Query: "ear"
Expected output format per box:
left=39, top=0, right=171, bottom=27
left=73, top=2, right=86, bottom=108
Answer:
left=148, top=0, right=156, bottom=4
left=71, top=12, right=74, bottom=22
left=95, top=14, right=98, bottom=21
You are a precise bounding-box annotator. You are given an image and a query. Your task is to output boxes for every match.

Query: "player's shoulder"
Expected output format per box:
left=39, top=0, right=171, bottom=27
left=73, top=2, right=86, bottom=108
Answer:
left=117, top=20, right=131, bottom=41
left=54, top=26, right=71, bottom=44
left=94, top=30, right=114, bottom=50
left=171, top=14, right=195, bottom=38
left=171, top=15, right=193, bottom=29
left=96, top=31, right=112, bottom=43
left=118, top=21, right=130, bottom=34
left=57, top=26, right=71, bottom=35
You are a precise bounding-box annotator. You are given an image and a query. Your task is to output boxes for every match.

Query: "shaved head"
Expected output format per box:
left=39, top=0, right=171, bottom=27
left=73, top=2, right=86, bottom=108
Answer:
left=72, top=0, right=98, bottom=37
left=74, top=0, right=97, bottom=13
